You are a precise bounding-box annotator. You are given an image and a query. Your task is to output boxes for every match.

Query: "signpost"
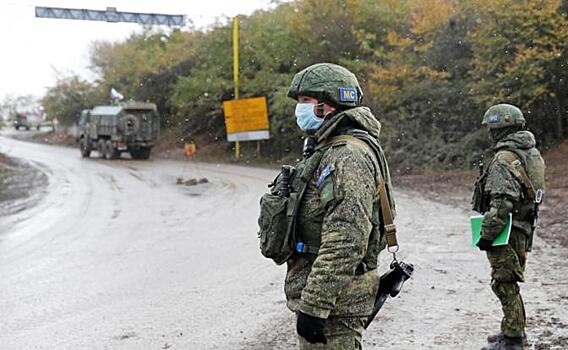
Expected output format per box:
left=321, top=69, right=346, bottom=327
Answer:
left=227, top=16, right=270, bottom=159
left=37, top=10, right=269, bottom=159
left=232, top=16, right=240, bottom=158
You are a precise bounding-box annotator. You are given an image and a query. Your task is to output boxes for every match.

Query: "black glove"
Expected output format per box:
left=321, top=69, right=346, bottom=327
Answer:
left=296, top=312, right=327, bottom=344
left=477, top=238, right=493, bottom=251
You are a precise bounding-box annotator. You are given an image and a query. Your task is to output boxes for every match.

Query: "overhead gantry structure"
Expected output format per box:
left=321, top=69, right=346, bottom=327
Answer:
left=35, top=6, right=185, bottom=26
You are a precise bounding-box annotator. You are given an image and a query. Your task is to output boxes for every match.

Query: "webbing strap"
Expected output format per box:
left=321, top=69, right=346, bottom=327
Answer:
left=499, top=150, right=536, bottom=201
left=512, top=159, right=536, bottom=201
left=327, top=135, right=399, bottom=251
left=379, top=175, right=398, bottom=249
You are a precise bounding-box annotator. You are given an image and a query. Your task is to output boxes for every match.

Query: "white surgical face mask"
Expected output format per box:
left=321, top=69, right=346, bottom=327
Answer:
left=295, top=103, right=324, bottom=132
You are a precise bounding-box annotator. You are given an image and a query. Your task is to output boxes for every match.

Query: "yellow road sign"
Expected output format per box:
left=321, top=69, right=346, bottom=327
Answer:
left=223, top=96, right=269, bottom=134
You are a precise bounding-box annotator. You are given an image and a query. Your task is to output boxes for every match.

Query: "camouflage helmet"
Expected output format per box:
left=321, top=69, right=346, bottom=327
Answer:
left=287, top=63, right=363, bottom=108
left=482, top=104, right=526, bottom=129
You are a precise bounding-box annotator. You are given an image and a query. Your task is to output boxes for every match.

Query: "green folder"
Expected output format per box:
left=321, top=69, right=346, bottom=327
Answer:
left=471, top=213, right=512, bottom=247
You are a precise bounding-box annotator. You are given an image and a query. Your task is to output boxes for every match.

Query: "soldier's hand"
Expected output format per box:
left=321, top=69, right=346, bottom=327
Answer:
left=296, top=312, right=327, bottom=344
left=477, top=238, right=493, bottom=251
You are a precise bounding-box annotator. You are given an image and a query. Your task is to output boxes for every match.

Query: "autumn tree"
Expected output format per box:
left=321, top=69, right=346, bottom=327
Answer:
left=39, top=0, right=568, bottom=168
left=468, top=0, right=568, bottom=141
left=41, top=76, right=104, bottom=126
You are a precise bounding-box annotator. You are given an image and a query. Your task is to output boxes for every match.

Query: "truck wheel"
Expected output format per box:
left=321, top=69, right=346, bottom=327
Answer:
left=105, top=140, right=120, bottom=160
left=80, top=138, right=92, bottom=158
left=131, top=147, right=151, bottom=160
left=97, top=140, right=106, bottom=158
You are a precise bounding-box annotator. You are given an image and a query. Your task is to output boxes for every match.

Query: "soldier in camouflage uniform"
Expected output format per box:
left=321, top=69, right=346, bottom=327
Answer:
left=283, top=63, right=395, bottom=349
left=472, top=104, right=545, bottom=350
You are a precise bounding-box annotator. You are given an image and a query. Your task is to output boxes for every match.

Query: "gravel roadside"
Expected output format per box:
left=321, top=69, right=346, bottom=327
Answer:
left=0, top=152, right=48, bottom=220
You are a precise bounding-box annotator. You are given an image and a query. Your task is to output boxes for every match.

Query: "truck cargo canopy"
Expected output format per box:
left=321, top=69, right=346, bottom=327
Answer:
left=90, top=106, right=123, bottom=116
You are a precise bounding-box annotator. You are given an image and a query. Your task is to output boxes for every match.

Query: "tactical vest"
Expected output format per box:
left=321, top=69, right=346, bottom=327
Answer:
left=258, top=130, right=395, bottom=267
left=472, top=146, right=545, bottom=227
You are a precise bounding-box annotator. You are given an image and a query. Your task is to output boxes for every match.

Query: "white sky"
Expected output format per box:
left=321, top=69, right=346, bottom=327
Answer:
left=0, top=0, right=280, bottom=100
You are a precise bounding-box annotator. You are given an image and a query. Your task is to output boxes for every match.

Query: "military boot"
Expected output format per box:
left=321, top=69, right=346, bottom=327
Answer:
left=487, top=333, right=528, bottom=347
left=481, top=336, right=524, bottom=350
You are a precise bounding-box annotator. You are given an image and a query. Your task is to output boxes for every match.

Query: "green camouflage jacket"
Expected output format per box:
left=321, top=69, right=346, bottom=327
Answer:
left=481, top=131, right=545, bottom=240
left=285, top=106, right=388, bottom=319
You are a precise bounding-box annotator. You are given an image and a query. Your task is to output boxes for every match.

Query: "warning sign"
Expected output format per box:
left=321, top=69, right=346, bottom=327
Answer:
left=223, top=96, right=270, bottom=141
left=184, top=143, right=197, bottom=157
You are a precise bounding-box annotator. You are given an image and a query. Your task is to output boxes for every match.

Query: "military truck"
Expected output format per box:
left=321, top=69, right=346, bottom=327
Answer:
left=13, top=113, right=31, bottom=130
left=78, top=102, right=160, bottom=160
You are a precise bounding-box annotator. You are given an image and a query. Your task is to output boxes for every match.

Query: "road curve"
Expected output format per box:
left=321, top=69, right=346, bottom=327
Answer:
left=0, top=135, right=566, bottom=349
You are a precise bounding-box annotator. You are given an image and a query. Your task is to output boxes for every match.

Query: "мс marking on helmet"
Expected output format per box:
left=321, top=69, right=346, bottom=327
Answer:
left=482, top=103, right=525, bottom=129
left=287, top=63, right=363, bottom=108
left=487, top=114, right=500, bottom=123
left=339, top=87, right=358, bottom=102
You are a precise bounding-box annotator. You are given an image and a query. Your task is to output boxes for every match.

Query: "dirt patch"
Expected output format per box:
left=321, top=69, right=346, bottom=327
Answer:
left=152, top=130, right=282, bottom=169
left=0, top=153, right=48, bottom=217
left=152, top=130, right=236, bottom=163
left=7, top=128, right=77, bottom=147
left=395, top=140, right=568, bottom=249
left=537, top=140, right=568, bottom=249
left=394, top=170, right=477, bottom=209
left=0, top=156, right=15, bottom=187
left=32, top=131, right=77, bottom=147
left=151, top=129, right=186, bottom=161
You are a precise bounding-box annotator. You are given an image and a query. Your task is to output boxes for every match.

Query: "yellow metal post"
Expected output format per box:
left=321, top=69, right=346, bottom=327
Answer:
left=233, top=15, right=240, bottom=159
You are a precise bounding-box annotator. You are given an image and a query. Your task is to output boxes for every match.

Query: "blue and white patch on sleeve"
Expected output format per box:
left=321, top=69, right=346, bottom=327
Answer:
left=339, top=87, right=358, bottom=102
left=316, top=164, right=332, bottom=188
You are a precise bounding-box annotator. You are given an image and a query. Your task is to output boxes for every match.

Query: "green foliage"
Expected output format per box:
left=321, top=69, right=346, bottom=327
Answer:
left=1, top=95, right=38, bottom=120
left=468, top=0, right=568, bottom=143
left=41, top=76, right=104, bottom=126
left=40, top=0, right=568, bottom=169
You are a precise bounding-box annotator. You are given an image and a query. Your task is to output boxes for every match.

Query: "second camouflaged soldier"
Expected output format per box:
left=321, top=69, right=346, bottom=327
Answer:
left=472, top=104, right=545, bottom=350
left=259, top=63, right=395, bottom=349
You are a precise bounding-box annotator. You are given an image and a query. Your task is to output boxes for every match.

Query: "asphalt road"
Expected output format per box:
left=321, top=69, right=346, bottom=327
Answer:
left=1, top=133, right=566, bottom=349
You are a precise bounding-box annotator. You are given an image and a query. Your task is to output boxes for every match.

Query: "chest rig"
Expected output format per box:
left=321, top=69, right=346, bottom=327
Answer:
left=258, top=130, right=397, bottom=265
left=292, top=131, right=397, bottom=262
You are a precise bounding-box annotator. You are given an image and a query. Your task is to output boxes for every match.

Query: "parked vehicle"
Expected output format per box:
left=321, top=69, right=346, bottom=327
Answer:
left=13, top=113, right=30, bottom=130
left=78, top=102, right=160, bottom=160
left=27, top=114, right=43, bottom=130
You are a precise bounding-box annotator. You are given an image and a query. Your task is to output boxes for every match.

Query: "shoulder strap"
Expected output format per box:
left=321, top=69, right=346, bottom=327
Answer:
left=497, top=149, right=536, bottom=201
left=324, top=135, right=399, bottom=251
left=290, top=150, right=325, bottom=254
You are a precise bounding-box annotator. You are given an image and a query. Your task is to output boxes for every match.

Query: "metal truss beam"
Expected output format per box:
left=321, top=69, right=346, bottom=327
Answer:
left=35, top=6, right=185, bottom=26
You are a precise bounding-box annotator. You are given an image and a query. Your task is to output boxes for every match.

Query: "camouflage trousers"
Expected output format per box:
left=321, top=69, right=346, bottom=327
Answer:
left=298, top=316, right=367, bottom=350
left=486, top=228, right=527, bottom=338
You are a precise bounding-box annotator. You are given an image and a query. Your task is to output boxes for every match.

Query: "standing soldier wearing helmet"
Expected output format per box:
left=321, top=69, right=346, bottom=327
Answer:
left=258, top=62, right=396, bottom=349
left=472, top=104, right=545, bottom=350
